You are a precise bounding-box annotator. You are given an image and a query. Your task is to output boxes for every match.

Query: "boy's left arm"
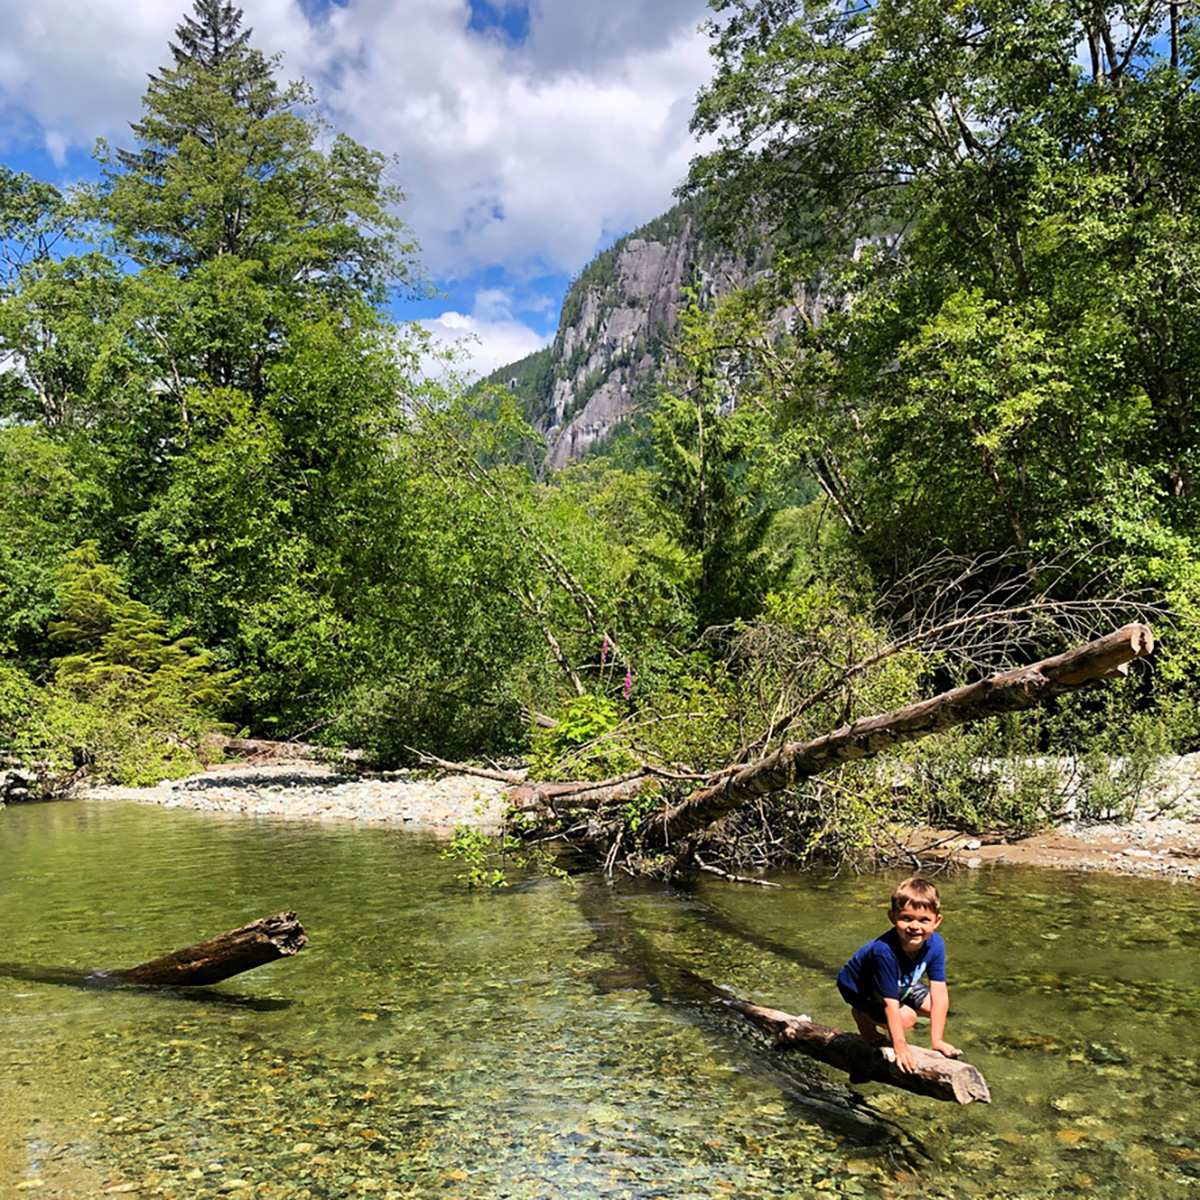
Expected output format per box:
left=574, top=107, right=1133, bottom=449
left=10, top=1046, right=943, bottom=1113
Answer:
left=928, top=981, right=961, bottom=1059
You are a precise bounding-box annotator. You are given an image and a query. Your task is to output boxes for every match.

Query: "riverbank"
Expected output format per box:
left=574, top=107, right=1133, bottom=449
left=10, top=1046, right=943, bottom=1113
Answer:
left=901, top=752, right=1200, bottom=883
left=69, top=754, right=1200, bottom=882
left=78, top=761, right=511, bottom=835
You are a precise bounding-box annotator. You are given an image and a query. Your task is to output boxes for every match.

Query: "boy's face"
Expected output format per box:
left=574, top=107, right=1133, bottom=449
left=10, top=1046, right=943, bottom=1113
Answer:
left=888, top=902, right=942, bottom=956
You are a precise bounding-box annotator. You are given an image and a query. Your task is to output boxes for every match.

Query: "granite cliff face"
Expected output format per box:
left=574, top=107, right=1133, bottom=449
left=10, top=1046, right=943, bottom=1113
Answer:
left=487, top=201, right=770, bottom=469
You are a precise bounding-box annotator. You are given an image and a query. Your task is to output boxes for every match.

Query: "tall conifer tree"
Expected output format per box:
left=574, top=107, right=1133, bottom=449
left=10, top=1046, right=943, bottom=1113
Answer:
left=173, top=0, right=251, bottom=69
left=94, top=0, right=415, bottom=397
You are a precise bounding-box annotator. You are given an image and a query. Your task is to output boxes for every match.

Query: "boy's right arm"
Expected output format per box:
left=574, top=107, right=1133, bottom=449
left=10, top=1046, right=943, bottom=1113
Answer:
left=928, top=980, right=960, bottom=1059
left=882, top=999, right=919, bottom=1073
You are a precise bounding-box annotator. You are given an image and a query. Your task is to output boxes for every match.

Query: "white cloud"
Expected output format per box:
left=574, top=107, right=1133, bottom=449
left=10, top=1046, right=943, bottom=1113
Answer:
left=417, top=288, right=551, bottom=379
left=0, top=0, right=714, bottom=340
left=0, top=0, right=174, bottom=160
left=523, top=0, right=709, bottom=73
left=311, top=0, right=712, bottom=278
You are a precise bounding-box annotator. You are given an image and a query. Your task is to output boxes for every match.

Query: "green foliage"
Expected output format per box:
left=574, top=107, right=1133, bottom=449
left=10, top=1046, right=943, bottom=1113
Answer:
left=529, top=693, right=639, bottom=782
left=440, top=811, right=572, bottom=889
left=900, top=720, right=1065, bottom=837
left=477, top=345, right=557, bottom=427
left=619, top=788, right=664, bottom=835
left=0, top=656, right=41, bottom=757
left=736, top=584, right=927, bottom=741
left=0, top=0, right=1190, bottom=875
left=652, top=297, right=784, bottom=630
left=897, top=688, right=1171, bottom=837
left=686, top=0, right=1200, bottom=579
left=0, top=647, right=230, bottom=791
left=0, top=429, right=104, bottom=667
left=546, top=693, right=619, bottom=747
left=50, top=543, right=236, bottom=710
left=44, top=543, right=237, bottom=784
left=0, top=1, right=429, bottom=743
left=441, top=824, right=517, bottom=889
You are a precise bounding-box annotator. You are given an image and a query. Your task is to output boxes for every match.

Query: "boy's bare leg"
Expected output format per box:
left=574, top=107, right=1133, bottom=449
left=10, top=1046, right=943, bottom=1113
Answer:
left=850, top=1007, right=888, bottom=1046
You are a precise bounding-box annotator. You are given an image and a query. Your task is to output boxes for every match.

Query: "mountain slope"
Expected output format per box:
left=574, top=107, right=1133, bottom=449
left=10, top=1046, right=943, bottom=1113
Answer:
left=486, top=199, right=771, bottom=469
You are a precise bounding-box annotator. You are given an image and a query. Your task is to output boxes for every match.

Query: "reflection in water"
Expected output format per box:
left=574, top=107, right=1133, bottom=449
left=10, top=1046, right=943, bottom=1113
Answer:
left=2, top=798, right=1199, bottom=1197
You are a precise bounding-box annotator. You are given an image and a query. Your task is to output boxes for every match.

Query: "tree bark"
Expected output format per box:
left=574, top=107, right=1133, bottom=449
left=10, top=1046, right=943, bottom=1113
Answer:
left=507, top=773, right=659, bottom=812
left=102, top=911, right=308, bottom=986
left=652, top=623, right=1153, bottom=845
left=684, top=972, right=990, bottom=1104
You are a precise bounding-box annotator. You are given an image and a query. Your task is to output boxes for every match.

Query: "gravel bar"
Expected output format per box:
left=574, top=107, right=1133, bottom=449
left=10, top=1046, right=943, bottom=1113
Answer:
left=78, top=762, right=513, bottom=834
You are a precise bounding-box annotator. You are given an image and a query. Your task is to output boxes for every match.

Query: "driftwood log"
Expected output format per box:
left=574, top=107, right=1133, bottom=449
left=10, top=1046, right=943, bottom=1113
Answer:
left=684, top=973, right=990, bottom=1104
left=0, top=913, right=307, bottom=992
left=726, top=997, right=991, bottom=1104
left=101, top=911, right=308, bottom=986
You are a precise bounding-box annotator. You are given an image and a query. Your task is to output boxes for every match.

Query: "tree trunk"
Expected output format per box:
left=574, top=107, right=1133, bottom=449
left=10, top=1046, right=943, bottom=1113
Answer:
left=684, top=972, right=991, bottom=1104
left=102, top=911, right=308, bottom=986
left=653, top=623, right=1153, bottom=845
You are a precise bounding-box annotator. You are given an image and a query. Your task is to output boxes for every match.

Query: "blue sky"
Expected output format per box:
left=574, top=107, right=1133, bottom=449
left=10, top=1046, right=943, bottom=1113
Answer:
left=0, top=0, right=714, bottom=376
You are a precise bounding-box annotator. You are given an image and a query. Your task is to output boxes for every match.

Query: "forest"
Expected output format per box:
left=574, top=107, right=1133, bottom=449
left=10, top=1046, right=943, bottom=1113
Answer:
left=2, top=0, right=1197, bottom=876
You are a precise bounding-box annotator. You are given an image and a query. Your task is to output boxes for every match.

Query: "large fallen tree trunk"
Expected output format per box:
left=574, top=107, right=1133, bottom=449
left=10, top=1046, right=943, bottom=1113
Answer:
left=100, top=911, right=307, bottom=986
left=651, top=622, right=1154, bottom=845
left=504, top=625, right=1155, bottom=844
left=685, top=972, right=991, bottom=1104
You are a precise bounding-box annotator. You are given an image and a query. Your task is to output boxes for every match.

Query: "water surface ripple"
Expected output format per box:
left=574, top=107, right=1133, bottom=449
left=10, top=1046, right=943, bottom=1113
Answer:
left=3, top=799, right=1199, bottom=1198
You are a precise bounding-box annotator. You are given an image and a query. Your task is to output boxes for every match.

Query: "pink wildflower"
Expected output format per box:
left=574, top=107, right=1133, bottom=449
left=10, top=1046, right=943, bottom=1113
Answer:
left=623, top=665, right=633, bottom=700
left=601, top=635, right=609, bottom=665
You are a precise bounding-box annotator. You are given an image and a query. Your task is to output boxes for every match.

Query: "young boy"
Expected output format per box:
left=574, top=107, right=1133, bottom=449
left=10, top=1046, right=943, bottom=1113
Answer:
left=836, top=876, right=961, bottom=1074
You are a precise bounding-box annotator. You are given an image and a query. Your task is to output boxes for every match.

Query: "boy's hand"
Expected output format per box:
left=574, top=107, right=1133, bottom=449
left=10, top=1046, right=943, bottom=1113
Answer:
left=931, top=1039, right=961, bottom=1059
left=892, top=1041, right=919, bottom=1074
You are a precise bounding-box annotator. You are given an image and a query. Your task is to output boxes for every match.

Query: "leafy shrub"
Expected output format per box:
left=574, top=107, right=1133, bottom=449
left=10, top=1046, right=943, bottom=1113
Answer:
left=529, top=693, right=639, bottom=781
left=29, top=544, right=240, bottom=786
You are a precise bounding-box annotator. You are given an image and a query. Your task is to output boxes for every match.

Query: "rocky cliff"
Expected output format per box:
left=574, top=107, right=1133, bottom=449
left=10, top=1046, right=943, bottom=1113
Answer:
left=486, top=200, right=771, bottom=470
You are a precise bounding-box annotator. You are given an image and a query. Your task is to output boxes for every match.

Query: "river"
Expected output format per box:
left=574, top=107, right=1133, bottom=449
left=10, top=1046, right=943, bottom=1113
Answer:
left=2, top=798, right=1199, bottom=1198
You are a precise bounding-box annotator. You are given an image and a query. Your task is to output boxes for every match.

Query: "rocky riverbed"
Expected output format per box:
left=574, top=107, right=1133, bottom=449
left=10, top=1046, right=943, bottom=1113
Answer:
left=78, top=761, right=511, bottom=835
left=70, top=753, right=1200, bottom=882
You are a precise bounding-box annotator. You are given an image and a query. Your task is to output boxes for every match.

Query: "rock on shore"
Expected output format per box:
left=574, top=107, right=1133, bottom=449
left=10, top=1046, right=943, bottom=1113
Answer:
left=79, top=762, right=511, bottom=835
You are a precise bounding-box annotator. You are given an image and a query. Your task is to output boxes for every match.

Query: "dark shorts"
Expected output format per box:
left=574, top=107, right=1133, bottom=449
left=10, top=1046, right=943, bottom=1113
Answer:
left=838, top=980, right=931, bottom=1025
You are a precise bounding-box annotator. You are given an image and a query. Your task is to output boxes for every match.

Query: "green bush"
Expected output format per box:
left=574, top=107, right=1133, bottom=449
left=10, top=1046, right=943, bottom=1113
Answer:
left=20, top=544, right=242, bottom=786
left=529, top=693, right=639, bottom=781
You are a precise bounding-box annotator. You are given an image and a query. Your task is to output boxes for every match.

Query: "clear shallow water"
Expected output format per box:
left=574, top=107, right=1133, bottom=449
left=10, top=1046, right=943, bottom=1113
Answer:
left=2, top=800, right=1200, bottom=1198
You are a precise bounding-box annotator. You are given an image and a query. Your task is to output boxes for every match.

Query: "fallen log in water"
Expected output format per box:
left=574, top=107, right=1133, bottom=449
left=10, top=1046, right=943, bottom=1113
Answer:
left=685, top=973, right=990, bottom=1104
left=101, top=911, right=308, bottom=987
left=0, top=912, right=308, bottom=992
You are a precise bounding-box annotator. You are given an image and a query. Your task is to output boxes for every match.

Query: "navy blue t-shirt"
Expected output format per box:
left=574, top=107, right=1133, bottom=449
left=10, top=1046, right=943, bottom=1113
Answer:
left=837, top=928, right=946, bottom=1006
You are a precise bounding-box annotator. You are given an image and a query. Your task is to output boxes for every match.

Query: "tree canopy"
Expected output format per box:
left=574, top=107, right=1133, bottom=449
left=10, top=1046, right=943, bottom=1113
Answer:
left=684, top=1, right=1200, bottom=591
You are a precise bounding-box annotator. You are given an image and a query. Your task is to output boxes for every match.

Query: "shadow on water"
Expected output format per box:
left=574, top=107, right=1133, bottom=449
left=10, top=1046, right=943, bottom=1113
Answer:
left=675, top=886, right=835, bottom=974
left=571, top=875, right=933, bottom=1165
left=0, top=961, right=293, bottom=1011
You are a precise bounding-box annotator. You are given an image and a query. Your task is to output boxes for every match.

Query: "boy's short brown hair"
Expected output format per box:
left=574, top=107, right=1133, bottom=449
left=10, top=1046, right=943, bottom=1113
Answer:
left=890, top=876, right=941, bottom=914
